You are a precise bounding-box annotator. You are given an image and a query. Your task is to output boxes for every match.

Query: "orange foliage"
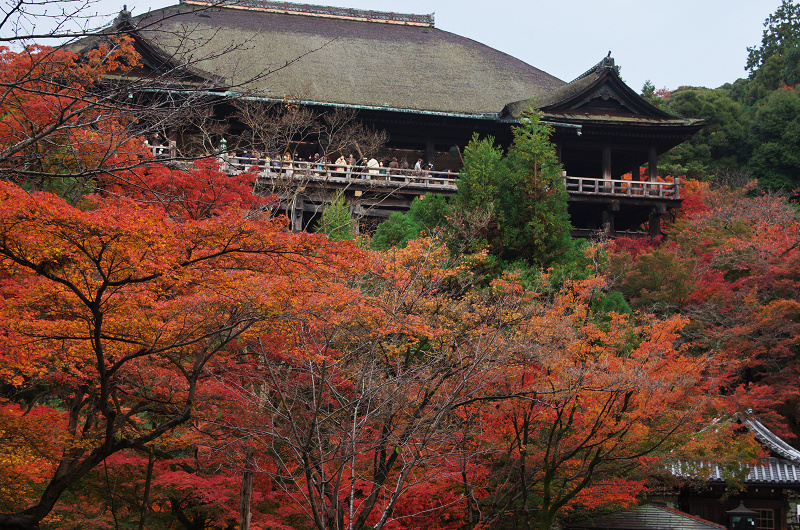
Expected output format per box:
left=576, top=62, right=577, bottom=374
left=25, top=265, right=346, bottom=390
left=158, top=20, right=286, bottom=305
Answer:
left=0, top=178, right=364, bottom=528
left=0, top=40, right=148, bottom=187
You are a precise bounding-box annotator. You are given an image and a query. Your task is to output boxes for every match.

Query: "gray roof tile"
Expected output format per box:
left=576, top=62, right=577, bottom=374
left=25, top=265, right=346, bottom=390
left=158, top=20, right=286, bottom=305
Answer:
left=567, top=504, right=726, bottom=530
left=670, top=419, right=800, bottom=485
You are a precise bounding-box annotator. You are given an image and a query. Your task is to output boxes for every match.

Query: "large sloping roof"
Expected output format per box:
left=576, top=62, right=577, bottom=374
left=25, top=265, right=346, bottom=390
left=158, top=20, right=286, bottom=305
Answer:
left=113, top=0, right=564, bottom=115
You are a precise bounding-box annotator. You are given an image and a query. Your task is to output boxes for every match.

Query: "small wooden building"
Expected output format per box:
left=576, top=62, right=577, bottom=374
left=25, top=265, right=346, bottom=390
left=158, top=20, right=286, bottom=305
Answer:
left=672, top=419, right=800, bottom=530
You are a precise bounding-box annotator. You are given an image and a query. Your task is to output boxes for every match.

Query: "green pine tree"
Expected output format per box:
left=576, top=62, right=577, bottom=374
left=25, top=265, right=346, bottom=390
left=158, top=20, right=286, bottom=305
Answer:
left=315, top=191, right=355, bottom=241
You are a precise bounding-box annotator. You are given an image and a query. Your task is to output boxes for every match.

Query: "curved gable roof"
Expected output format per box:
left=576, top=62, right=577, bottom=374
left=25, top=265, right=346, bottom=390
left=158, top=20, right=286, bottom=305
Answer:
left=123, top=1, right=565, bottom=115
left=501, top=59, right=695, bottom=126
left=747, top=418, right=800, bottom=464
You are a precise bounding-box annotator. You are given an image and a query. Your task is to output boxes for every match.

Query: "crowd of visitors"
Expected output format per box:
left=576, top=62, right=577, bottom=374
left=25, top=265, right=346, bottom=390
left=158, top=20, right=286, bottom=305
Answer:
left=219, top=149, right=454, bottom=182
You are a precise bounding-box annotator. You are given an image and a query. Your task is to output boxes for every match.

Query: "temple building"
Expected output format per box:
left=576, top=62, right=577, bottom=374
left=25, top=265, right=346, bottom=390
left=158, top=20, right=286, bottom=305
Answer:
left=671, top=419, right=800, bottom=530
left=79, top=0, right=705, bottom=235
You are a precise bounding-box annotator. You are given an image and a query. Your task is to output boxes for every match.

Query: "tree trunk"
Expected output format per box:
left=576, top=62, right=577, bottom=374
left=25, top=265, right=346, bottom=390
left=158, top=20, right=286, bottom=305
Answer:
left=239, top=447, right=255, bottom=530
left=138, top=450, right=155, bottom=530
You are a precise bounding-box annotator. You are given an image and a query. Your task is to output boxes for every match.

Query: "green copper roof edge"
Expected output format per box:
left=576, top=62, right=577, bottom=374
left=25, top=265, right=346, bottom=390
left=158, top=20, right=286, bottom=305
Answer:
left=141, top=88, right=583, bottom=130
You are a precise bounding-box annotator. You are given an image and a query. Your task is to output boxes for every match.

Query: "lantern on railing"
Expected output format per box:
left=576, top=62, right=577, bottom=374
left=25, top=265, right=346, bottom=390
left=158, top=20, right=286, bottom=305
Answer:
left=726, top=502, right=758, bottom=530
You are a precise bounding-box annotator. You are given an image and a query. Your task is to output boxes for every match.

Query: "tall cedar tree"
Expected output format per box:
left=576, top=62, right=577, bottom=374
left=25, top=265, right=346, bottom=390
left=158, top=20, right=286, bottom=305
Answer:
left=377, top=109, right=573, bottom=268
left=498, top=109, right=574, bottom=267
left=449, top=110, right=573, bottom=268
left=746, top=0, right=800, bottom=74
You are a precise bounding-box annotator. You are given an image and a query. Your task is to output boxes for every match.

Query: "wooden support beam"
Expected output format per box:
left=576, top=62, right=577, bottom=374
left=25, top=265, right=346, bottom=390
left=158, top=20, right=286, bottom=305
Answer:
left=649, top=210, right=661, bottom=237
left=291, top=197, right=304, bottom=232
left=602, top=209, right=614, bottom=234
left=648, top=145, right=658, bottom=182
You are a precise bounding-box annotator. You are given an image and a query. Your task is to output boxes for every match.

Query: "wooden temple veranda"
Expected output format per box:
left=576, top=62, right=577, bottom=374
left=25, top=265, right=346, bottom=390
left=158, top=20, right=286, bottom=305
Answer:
left=82, top=0, right=704, bottom=237
left=201, top=156, right=682, bottom=235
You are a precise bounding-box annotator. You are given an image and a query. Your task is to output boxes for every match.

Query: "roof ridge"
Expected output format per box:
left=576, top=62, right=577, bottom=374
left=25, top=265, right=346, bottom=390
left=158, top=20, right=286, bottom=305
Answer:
left=181, top=0, right=435, bottom=27
left=746, top=418, right=800, bottom=463
left=571, top=52, right=619, bottom=83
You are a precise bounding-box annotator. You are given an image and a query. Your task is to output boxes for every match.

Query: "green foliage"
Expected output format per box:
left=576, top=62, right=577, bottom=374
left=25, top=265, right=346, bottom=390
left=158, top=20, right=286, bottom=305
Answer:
left=747, top=87, right=800, bottom=189
left=370, top=194, right=451, bottom=250
left=744, top=53, right=788, bottom=105
left=721, top=78, right=752, bottom=104
left=781, top=45, right=800, bottom=85
left=591, top=290, right=633, bottom=318
left=661, top=87, right=748, bottom=172
left=641, top=80, right=667, bottom=108
left=409, top=192, right=451, bottom=231
left=497, top=109, right=574, bottom=267
left=370, top=211, right=418, bottom=250
left=746, top=0, right=800, bottom=73
left=315, top=191, right=355, bottom=241
left=609, top=248, right=696, bottom=315
left=641, top=80, right=656, bottom=100
left=455, top=133, right=505, bottom=211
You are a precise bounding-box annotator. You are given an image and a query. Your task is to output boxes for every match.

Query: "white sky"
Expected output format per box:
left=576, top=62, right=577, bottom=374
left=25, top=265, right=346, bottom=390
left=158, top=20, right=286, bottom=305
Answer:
left=21, top=0, right=784, bottom=92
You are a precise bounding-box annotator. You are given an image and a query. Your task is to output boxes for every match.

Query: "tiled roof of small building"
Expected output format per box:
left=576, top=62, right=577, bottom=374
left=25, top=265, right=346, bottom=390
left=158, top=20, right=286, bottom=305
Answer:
left=671, top=457, right=800, bottom=485
left=567, top=504, right=726, bottom=530
left=109, top=0, right=565, bottom=115
left=670, top=418, right=800, bottom=486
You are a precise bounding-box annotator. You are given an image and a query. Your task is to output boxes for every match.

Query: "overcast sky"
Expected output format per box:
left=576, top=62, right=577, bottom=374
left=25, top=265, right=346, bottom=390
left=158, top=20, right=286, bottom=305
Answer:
left=43, top=0, right=786, bottom=91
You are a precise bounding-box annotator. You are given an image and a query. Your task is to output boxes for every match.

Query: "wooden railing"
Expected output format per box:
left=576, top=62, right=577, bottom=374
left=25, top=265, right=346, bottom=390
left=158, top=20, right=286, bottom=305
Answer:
left=224, top=157, right=459, bottom=189
left=564, top=175, right=680, bottom=199
left=192, top=154, right=683, bottom=200
left=145, top=142, right=175, bottom=158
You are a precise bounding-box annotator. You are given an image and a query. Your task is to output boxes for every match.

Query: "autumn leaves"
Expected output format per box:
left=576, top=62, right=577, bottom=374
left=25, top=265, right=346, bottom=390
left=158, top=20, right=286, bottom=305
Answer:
left=0, top=40, right=781, bottom=530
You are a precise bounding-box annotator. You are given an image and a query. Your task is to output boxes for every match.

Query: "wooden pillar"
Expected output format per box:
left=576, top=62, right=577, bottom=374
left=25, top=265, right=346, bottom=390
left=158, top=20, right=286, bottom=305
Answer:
left=649, top=211, right=661, bottom=236
left=425, top=138, right=435, bottom=167
left=632, top=163, right=642, bottom=195
left=291, top=197, right=304, bottom=232
left=350, top=203, right=361, bottom=236
left=648, top=146, right=658, bottom=182
left=602, top=145, right=612, bottom=180
left=168, top=128, right=178, bottom=158
left=603, top=200, right=620, bottom=235
left=602, top=209, right=615, bottom=235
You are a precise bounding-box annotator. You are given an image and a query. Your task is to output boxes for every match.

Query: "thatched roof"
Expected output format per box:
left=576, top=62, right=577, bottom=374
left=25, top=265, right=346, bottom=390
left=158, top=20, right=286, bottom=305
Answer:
left=106, top=0, right=565, bottom=115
